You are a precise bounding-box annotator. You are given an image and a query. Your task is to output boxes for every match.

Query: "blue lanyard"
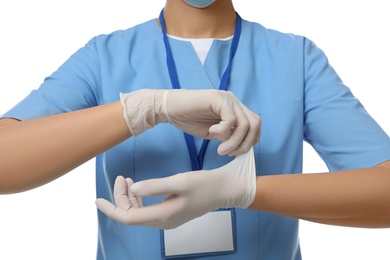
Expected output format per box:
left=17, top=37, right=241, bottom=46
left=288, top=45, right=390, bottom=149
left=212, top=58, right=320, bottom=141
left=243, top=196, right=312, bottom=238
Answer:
left=159, top=9, right=242, bottom=171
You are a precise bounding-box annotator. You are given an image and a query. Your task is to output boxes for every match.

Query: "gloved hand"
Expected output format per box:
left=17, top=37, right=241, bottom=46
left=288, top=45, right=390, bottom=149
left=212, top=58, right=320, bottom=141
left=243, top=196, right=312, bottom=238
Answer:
left=120, top=89, right=260, bottom=156
left=95, top=147, right=256, bottom=230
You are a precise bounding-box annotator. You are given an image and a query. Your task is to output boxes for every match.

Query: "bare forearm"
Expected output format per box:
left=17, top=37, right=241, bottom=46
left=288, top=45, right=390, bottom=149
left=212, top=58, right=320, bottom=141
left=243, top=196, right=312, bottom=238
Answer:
left=250, top=163, right=390, bottom=228
left=0, top=102, right=131, bottom=194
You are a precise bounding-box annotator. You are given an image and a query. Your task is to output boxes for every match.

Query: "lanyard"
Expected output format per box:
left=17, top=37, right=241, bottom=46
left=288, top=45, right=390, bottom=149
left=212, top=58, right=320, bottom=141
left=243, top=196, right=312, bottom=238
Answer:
left=159, top=9, right=242, bottom=171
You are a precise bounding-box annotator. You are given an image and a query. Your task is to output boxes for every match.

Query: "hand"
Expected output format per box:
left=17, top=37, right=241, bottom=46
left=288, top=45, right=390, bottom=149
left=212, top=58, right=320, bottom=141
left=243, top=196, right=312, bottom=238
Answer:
left=120, top=89, right=260, bottom=156
left=95, top=147, right=256, bottom=230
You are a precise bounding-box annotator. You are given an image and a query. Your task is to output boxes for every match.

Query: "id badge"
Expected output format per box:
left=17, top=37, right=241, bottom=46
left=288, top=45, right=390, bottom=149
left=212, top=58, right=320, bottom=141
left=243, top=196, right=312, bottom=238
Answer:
left=161, top=208, right=236, bottom=259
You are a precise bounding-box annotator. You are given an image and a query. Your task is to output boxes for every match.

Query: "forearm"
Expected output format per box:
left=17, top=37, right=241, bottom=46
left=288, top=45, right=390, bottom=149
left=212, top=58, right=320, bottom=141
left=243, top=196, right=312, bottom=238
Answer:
left=251, top=163, right=390, bottom=228
left=0, top=102, right=131, bottom=194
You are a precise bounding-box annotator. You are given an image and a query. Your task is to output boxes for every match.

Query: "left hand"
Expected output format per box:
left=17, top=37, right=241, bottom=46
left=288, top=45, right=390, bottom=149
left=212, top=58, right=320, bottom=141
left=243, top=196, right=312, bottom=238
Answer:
left=95, top=148, right=256, bottom=230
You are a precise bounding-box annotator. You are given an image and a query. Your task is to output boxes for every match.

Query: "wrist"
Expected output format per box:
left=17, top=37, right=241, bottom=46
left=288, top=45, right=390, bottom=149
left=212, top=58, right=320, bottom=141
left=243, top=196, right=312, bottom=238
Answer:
left=153, top=89, right=169, bottom=124
left=120, top=89, right=169, bottom=136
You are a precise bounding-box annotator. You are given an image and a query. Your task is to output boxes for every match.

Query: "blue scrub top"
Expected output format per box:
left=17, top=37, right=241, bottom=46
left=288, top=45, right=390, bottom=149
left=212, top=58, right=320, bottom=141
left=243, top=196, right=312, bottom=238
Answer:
left=3, top=17, right=390, bottom=260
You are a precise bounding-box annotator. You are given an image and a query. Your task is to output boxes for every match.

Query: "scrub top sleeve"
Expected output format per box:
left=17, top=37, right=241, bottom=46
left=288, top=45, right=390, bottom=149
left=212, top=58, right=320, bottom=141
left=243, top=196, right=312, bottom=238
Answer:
left=303, top=38, right=390, bottom=171
left=1, top=37, right=101, bottom=121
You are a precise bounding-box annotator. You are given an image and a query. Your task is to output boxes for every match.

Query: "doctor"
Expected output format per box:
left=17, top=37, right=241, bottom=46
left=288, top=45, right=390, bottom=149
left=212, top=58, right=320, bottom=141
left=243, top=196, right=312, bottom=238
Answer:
left=1, top=1, right=390, bottom=260
left=95, top=0, right=390, bottom=259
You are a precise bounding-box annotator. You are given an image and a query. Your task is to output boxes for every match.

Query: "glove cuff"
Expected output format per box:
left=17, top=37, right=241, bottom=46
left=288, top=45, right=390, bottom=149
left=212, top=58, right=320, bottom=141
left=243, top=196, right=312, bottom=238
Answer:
left=120, top=89, right=169, bottom=136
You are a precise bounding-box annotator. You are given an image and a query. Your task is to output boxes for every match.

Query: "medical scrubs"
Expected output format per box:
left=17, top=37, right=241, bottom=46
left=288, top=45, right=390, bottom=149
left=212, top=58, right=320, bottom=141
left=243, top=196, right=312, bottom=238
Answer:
left=2, top=16, right=390, bottom=260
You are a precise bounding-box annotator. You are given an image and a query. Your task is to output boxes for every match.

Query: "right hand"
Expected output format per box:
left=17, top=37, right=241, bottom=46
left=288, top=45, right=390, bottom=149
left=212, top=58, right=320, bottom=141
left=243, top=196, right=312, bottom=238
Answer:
left=120, top=89, right=260, bottom=156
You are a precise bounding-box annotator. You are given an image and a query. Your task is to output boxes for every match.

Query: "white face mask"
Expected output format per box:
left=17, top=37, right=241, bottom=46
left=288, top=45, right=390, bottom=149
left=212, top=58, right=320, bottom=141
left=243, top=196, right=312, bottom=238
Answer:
left=184, top=0, right=216, bottom=8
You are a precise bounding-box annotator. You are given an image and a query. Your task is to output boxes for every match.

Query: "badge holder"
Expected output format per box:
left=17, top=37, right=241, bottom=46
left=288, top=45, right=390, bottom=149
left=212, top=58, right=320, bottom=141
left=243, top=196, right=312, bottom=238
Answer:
left=161, top=208, right=237, bottom=259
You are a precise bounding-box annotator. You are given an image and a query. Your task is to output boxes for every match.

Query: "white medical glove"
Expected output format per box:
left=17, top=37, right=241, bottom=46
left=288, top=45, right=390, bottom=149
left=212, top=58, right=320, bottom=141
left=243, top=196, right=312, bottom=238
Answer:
left=120, top=89, right=260, bottom=155
left=95, top=147, right=256, bottom=230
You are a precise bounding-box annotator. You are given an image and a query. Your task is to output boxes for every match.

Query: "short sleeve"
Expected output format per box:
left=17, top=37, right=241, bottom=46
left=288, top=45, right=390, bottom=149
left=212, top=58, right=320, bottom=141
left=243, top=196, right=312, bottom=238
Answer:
left=303, top=38, right=390, bottom=171
left=1, top=37, right=100, bottom=120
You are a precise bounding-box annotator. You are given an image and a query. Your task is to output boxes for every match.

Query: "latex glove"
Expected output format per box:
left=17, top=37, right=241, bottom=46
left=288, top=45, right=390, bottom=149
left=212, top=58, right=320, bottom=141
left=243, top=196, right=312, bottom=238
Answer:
left=120, top=89, right=260, bottom=155
left=95, top=147, right=256, bottom=230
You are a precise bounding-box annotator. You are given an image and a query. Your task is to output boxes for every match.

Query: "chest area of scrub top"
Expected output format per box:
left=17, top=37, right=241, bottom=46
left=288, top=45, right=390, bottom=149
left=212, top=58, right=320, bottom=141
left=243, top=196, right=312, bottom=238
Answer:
left=167, top=37, right=233, bottom=90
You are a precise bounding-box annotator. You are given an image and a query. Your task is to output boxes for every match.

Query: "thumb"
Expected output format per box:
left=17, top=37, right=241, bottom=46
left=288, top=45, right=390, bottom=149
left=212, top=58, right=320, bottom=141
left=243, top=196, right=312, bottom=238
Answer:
left=130, top=174, right=185, bottom=197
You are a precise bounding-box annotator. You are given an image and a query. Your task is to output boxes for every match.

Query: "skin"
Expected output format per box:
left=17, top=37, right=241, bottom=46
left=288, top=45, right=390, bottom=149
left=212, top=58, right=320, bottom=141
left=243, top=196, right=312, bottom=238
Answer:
left=162, top=0, right=236, bottom=38
left=1, top=0, right=390, bottom=229
left=0, top=102, right=130, bottom=193
left=251, top=165, right=390, bottom=228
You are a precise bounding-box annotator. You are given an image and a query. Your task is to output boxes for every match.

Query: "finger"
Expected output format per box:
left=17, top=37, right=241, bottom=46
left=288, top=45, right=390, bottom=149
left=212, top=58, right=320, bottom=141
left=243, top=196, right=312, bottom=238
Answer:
left=234, top=108, right=261, bottom=150
left=96, top=196, right=182, bottom=229
left=209, top=94, right=237, bottom=135
left=215, top=97, right=250, bottom=155
left=114, top=176, right=131, bottom=210
left=126, top=178, right=142, bottom=208
left=130, top=174, right=188, bottom=197
left=225, top=109, right=261, bottom=156
left=95, top=198, right=132, bottom=224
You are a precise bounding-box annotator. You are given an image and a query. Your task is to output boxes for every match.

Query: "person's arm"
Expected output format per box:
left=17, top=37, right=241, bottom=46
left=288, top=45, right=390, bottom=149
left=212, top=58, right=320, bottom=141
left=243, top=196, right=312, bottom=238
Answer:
left=96, top=154, right=390, bottom=229
left=251, top=160, right=390, bottom=228
left=0, top=89, right=260, bottom=194
left=0, top=101, right=130, bottom=194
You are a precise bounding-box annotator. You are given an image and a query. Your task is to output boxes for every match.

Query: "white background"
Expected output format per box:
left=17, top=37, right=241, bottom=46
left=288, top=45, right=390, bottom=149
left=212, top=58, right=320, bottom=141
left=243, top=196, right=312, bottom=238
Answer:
left=0, top=1, right=389, bottom=259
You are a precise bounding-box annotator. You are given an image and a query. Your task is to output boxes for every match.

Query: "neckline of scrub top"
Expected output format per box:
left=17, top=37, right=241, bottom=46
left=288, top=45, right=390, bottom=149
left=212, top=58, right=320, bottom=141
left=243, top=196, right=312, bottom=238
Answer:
left=167, top=35, right=233, bottom=65
left=159, top=9, right=242, bottom=171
